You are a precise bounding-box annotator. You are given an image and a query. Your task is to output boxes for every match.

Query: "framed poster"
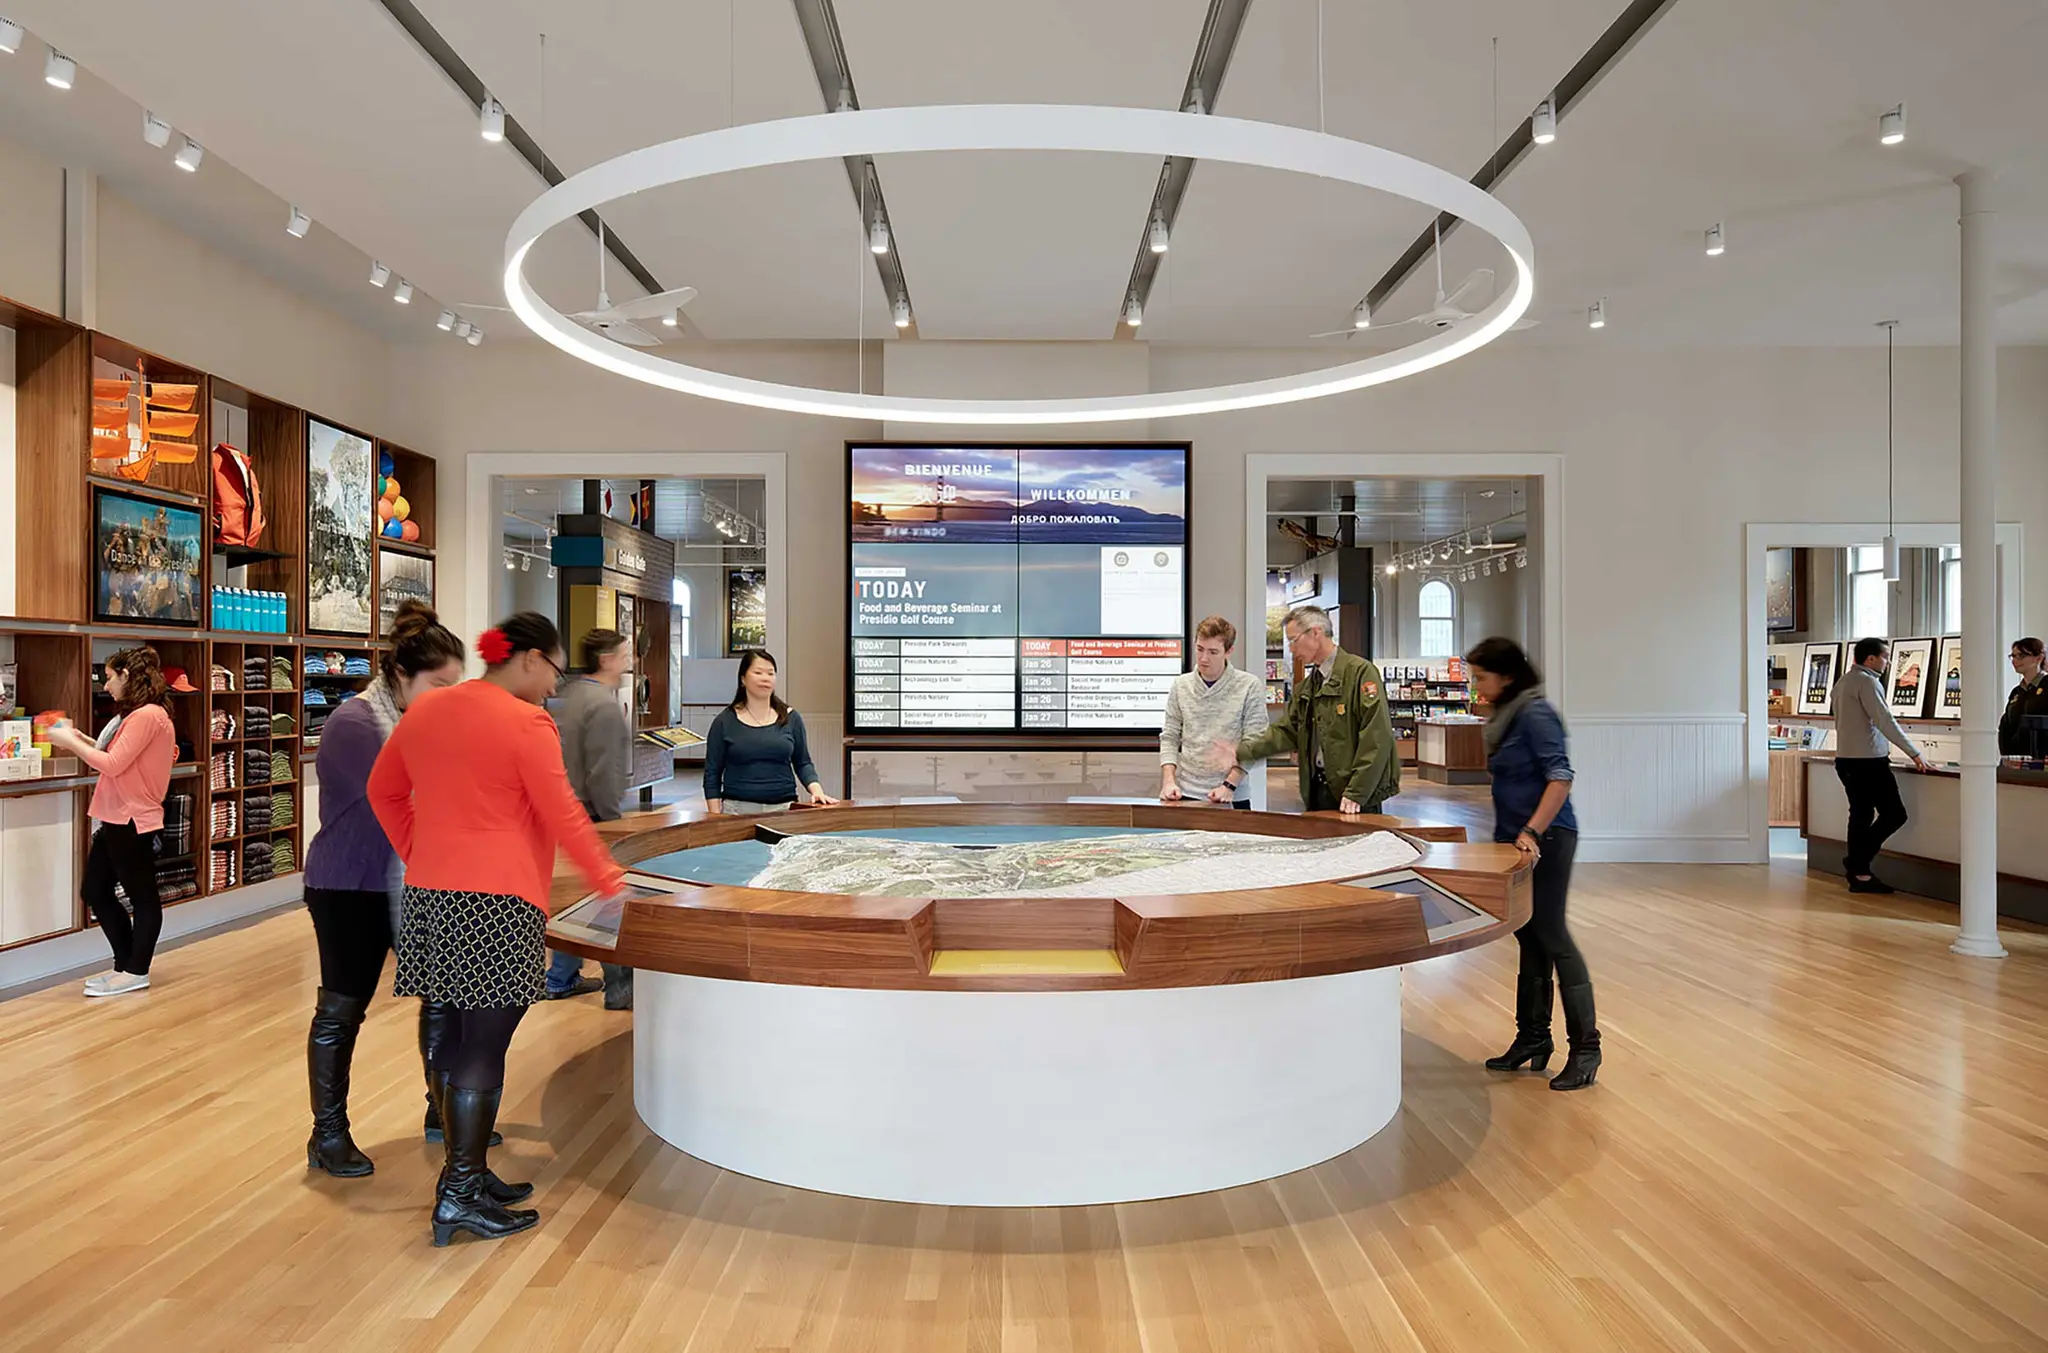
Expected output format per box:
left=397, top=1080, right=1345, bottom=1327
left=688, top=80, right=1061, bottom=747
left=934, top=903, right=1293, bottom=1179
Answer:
left=1765, top=547, right=1808, bottom=634
left=93, top=487, right=203, bottom=625
left=1884, top=637, right=1936, bottom=719
left=307, top=418, right=375, bottom=635
left=1797, top=642, right=1841, bottom=715
left=377, top=548, right=434, bottom=636
left=1936, top=636, right=1964, bottom=717
left=726, top=568, right=767, bottom=653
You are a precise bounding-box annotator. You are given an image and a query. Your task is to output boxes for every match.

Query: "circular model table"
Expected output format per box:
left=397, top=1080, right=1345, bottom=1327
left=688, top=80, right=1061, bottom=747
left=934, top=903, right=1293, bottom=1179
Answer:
left=546, top=802, right=1529, bottom=1207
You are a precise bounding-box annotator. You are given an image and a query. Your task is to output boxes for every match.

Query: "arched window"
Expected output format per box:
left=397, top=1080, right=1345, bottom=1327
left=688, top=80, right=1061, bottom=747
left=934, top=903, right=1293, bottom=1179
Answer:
left=1418, top=579, right=1456, bottom=658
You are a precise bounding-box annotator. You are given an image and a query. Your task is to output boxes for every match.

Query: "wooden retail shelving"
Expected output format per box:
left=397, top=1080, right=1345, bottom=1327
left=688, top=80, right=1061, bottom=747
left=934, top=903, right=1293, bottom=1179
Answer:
left=1, top=288, right=439, bottom=952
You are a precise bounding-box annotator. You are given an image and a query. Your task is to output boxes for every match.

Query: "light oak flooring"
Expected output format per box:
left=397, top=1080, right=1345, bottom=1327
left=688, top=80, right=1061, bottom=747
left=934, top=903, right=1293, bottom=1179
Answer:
left=4, top=856, right=2048, bottom=1351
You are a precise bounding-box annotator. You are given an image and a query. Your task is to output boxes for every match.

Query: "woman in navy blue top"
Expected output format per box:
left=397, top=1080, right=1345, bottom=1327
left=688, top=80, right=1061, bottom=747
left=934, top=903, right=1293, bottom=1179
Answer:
left=702, top=650, right=837, bottom=814
left=1466, top=637, right=1600, bottom=1091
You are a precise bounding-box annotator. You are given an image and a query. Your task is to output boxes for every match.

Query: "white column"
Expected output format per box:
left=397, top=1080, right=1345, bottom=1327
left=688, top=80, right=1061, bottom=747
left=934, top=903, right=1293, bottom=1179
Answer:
left=61, top=167, right=97, bottom=329
left=1953, top=171, right=2005, bottom=959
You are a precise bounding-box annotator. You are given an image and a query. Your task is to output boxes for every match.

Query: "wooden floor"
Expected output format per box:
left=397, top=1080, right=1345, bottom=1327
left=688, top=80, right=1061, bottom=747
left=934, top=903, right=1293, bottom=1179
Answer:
left=5, top=858, right=2048, bottom=1351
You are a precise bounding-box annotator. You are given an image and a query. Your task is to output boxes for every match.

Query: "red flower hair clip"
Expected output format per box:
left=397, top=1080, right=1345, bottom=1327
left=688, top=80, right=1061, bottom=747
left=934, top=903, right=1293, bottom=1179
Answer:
left=478, top=628, right=513, bottom=665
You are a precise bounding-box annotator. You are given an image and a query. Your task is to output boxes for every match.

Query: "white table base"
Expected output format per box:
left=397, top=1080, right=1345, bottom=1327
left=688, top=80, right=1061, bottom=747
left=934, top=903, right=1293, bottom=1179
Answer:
left=633, top=967, right=1403, bottom=1206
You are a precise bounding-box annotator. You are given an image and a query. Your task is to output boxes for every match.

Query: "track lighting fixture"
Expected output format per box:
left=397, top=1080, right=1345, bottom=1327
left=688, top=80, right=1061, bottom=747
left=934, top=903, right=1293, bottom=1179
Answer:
left=173, top=136, right=204, bottom=172
left=893, top=297, right=912, bottom=329
left=504, top=552, right=516, bottom=571
left=1351, top=300, right=1372, bottom=330
left=436, top=310, right=456, bottom=331
left=521, top=554, right=531, bottom=572
left=369, top=261, right=390, bottom=288
left=143, top=112, right=172, bottom=148
left=661, top=310, right=678, bottom=328
left=1148, top=213, right=1170, bottom=254
left=1123, top=295, right=1143, bottom=327
left=453, top=319, right=472, bottom=338
left=393, top=279, right=414, bottom=304
left=44, top=47, right=73, bottom=89
left=0, top=19, right=21, bottom=55
left=467, top=328, right=483, bottom=347
left=1531, top=96, right=1556, bottom=145
left=1516, top=550, right=1528, bottom=569
left=1588, top=298, right=1607, bottom=330
left=547, top=565, right=556, bottom=579
left=480, top=96, right=505, bottom=142
left=1385, top=562, right=1398, bottom=576
left=1879, top=103, right=1905, bottom=146
left=286, top=206, right=312, bottom=239
left=869, top=217, right=890, bottom=254
left=1705, top=222, right=1725, bottom=257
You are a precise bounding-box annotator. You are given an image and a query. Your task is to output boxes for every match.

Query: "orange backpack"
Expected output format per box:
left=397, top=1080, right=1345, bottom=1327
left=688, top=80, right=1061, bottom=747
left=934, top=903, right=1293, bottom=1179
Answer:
left=211, top=443, right=267, bottom=547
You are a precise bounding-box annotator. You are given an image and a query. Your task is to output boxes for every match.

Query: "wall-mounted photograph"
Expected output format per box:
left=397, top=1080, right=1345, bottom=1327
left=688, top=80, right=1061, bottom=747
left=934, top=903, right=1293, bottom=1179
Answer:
left=1765, top=547, right=1808, bottom=634
left=307, top=418, right=374, bottom=635
left=1937, top=636, right=1964, bottom=716
left=377, top=549, right=434, bottom=637
left=1885, top=637, right=1936, bottom=719
left=726, top=568, right=767, bottom=653
left=1797, top=641, right=1841, bottom=716
left=93, top=487, right=203, bottom=625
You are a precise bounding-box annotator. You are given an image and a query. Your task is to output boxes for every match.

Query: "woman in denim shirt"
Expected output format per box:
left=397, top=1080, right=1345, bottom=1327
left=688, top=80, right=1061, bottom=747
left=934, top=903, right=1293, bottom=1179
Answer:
left=1465, top=637, right=1600, bottom=1091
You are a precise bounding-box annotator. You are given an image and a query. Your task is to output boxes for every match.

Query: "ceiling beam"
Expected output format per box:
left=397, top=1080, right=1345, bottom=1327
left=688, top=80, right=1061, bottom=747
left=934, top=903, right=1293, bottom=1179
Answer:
left=1114, top=0, right=1256, bottom=338
left=789, top=0, right=916, bottom=340
left=1363, top=0, right=1680, bottom=316
left=370, top=0, right=700, bottom=335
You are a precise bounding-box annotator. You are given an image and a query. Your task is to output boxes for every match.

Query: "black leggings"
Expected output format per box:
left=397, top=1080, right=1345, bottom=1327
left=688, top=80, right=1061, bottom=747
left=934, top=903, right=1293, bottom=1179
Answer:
left=83, top=822, right=164, bottom=976
left=305, top=887, right=392, bottom=1001
left=1513, top=825, right=1591, bottom=989
left=434, top=1006, right=529, bottom=1091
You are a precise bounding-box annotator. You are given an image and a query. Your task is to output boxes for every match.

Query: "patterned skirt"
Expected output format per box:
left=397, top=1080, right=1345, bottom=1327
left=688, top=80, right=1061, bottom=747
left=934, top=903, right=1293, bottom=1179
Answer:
left=393, top=886, right=547, bottom=1009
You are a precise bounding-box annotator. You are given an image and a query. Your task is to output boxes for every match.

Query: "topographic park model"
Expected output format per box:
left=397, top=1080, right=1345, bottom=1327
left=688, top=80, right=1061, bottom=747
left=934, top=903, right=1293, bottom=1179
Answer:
left=747, top=829, right=1422, bottom=898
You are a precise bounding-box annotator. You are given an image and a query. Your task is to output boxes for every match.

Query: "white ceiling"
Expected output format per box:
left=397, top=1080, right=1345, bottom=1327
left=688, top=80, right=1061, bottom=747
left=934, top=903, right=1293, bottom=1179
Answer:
left=5, top=0, right=2048, bottom=348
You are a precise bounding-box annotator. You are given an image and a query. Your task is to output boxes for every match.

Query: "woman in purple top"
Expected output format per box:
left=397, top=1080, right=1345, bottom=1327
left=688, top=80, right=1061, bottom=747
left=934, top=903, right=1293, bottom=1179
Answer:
left=303, top=601, right=465, bottom=1177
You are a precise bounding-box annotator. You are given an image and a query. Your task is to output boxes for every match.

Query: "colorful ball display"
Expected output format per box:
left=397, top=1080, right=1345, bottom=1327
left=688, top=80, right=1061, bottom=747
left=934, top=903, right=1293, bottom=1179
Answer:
left=379, top=450, right=394, bottom=478
left=382, top=476, right=401, bottom=503
left=392, top=496, right=410, bottom=522
left=377, top=499, right=394, bottom=521
left=382, top=519, right=405, bottom=538
left=400, top=520, right=420, bottom=543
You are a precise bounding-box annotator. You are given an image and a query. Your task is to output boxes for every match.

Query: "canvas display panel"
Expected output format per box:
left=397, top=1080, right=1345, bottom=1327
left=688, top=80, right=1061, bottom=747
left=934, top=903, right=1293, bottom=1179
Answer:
left=1797, top=642, right=1841, bottom=716
left=307, top=419, right=374, bottom=635
left=1884, top=637, right=1937, bottom=719
left=377, top=548, right=434, bottom=637
left=93, top=488, right=203, bottom=625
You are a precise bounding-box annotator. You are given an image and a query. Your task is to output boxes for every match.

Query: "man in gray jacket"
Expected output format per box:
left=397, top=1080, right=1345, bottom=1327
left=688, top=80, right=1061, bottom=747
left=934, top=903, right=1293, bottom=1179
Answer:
left=545, top=628, right=636, bottom=1007
left=1830, top=636, right=1936, bottom=895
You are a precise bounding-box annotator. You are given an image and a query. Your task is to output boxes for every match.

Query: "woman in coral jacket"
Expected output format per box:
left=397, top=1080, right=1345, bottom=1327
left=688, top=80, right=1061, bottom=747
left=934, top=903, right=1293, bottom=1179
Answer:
left=369, top=611, right=624, bottom=1248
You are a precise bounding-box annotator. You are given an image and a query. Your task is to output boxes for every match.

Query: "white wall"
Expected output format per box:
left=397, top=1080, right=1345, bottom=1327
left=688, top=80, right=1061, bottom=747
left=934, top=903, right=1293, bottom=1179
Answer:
left=0, top=135, right=64, bottom=317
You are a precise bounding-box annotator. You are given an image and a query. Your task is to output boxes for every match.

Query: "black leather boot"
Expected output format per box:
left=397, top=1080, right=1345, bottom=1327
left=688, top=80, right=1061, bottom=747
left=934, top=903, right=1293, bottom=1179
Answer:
left=601, top=963, right=634, bottom=1011
left=1485, top=971, right=1554, bottom=1071
left=1549, top=982, right=1602, bottom=1091
left=306, top=988, right=374, bottom=1177
left=431, top=1085, right=540, bottom=1247
left=419, top=1001, right=499, bottom=1145
left=431, top=1070, right=532, bottom=1205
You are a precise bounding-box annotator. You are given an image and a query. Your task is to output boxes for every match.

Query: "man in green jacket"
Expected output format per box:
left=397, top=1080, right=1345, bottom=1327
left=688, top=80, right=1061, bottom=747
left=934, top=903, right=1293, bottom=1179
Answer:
left=1218, top=605, right=1400, bottom=814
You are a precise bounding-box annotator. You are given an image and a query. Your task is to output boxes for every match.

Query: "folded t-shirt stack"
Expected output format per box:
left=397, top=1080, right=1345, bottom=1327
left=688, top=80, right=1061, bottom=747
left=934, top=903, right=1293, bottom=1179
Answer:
left=210, top=709, right=235, bottom=743
left=271, top=839, right=296, bottom=876
left=270, top=750, right=294, bottom=784
left=272, top=711, right=296, bottom=738
left=342, top=656, right=372, bottom=678
left=210, top=846, right=237, bottom=891
left=271, top=655, right=295, bottom=690
left=271, top=788, right=295, bottom=829
left=210, top=664, right=235, bottom=692
left=161, top=793, right=193, bottom=857
left=244, top=791, right=272, bottom=837
left=243, top=748, right=270, bottom=785
left=242, top=705, right=271, bottom=739
left=152, top=859, right=199, bottom=902
left=209, top=751, right=235, bottom=791
left=243, top=655, right=270, bottom=691
left=242, top=838, right=273, bottom=884
left=210, top=798, right=237, bottom=841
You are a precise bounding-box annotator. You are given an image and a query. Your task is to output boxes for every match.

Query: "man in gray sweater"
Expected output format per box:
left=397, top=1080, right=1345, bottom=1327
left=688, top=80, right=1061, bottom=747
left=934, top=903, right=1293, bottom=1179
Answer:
left=545, top=628, right=636, bottom=1006
left=1830, top=636, right=1936, bottom=894
left=1160, top=615, right=1269, bottom=806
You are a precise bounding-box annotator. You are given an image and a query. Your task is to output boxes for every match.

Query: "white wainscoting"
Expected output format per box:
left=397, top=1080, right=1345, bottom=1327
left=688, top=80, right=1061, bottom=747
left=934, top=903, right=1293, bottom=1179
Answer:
left=1567, top=714, right=1751, bottom=863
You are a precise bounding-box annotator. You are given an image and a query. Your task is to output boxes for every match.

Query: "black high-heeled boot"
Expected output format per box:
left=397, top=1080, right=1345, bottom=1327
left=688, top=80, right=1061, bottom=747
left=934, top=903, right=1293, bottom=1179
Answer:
left=419, top=1001, right=499, bottom=1146
left=307, top=988, right=374, bottom=1177
left=431, top=1085, right=540, bottom=1247
left=1549, top=982, right=1602, bottom=1091
left=1485, top=972, right=1554, bottom=1071
left=431, top=1070, right=532, bottom=1204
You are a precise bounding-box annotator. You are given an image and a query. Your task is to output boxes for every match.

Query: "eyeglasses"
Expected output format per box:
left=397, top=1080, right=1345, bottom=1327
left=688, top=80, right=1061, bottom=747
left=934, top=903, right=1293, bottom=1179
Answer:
left=538, top=652, right=565, bottom=681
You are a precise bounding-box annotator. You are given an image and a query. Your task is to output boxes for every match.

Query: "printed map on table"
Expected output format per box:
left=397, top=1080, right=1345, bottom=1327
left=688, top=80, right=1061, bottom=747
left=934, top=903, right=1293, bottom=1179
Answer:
left=747, top=830, right=1421, bottom=898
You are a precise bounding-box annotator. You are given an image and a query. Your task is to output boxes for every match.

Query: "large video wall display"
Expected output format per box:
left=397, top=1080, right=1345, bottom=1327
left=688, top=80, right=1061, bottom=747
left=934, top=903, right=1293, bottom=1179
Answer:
left=847, top=443, right=1190, bottom=733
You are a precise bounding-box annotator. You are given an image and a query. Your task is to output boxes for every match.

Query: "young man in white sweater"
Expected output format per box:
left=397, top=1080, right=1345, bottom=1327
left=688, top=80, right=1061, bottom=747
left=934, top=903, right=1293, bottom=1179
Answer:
left=1160, top=615, right=1270, bottom=806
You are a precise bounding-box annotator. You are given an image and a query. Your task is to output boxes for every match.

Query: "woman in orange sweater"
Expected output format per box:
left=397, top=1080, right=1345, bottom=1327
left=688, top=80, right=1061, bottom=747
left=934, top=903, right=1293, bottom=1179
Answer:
left=369, top=612, right=624, bottom=1247
left=47, top=646, right=178, bottom=999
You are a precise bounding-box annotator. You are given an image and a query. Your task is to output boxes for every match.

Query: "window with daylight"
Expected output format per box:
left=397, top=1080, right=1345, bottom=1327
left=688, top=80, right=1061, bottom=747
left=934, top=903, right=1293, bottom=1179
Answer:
left=670, top=577, right=692, bottom=721
left=1848, top=545, right=1890, bottom=642
left=1418, top=579, right=1456, bottom=658
left=1940, top=546, right=1962, bottom=636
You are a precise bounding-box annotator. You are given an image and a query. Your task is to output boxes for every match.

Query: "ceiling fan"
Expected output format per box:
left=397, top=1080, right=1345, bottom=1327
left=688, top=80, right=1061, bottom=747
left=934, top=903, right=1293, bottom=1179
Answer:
left=461, top=222, right=697, bottom=346
left=1312, top=220, right=1538, bottom=338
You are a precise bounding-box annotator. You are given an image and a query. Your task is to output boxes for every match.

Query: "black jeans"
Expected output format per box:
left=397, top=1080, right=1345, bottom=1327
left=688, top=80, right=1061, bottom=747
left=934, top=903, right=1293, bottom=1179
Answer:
left=305, top=887, right=392, bottom=1001
left=1513, top=825, right=1591, bottom=990
left=84, top=822, right=164, bottom=976
left=1834, top=757, right=1908, bottom=877
left=1307, top=775, right=1382, bottom=815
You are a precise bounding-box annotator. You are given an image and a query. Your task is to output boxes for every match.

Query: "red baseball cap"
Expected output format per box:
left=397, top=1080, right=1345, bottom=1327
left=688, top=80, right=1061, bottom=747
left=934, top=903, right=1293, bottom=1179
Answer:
left=163, top=666, right=197, bottom=693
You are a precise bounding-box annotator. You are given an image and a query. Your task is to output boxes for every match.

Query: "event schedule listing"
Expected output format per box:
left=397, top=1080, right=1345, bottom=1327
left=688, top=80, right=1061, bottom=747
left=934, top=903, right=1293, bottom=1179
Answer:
left=1021, top=639, right=1181, bottom=729
left=853, top=637, right=1016, bottom=729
